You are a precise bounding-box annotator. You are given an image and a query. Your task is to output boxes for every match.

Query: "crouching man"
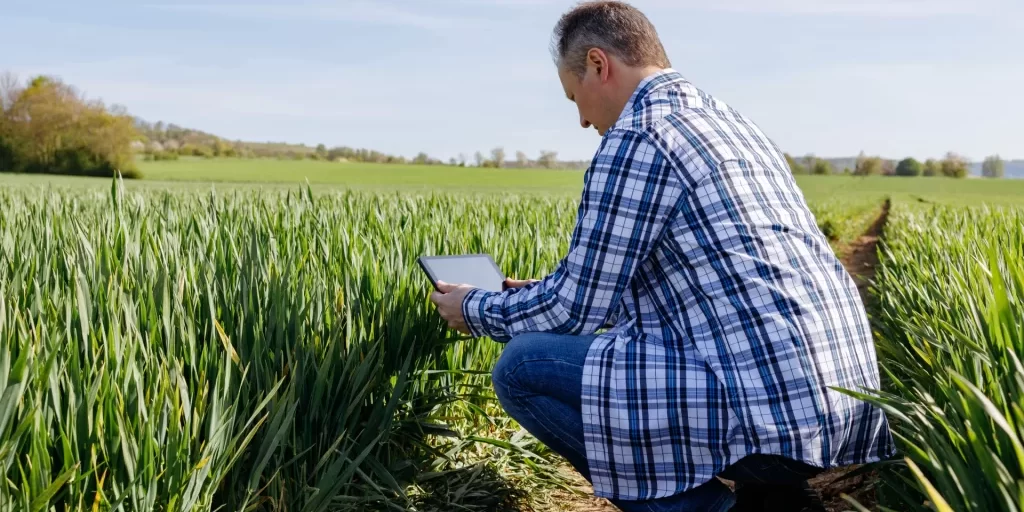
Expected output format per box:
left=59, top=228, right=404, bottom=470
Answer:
left=430, top=2, right=894, bottom=510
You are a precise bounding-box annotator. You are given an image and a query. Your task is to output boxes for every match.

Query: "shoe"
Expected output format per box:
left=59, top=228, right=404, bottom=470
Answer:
left=729, top=483, right=766, bottom=511
left=731, top=482, right=826, bottom=512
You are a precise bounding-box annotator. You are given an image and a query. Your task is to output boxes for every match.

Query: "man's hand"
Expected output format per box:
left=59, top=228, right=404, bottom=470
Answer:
left=429, top=281, right=475, bottom=334
left=504, top=277, right=540, bottom=289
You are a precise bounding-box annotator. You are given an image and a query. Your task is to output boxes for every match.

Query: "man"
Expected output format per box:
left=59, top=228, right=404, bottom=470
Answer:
left=429, top=2, right=894, bottom=511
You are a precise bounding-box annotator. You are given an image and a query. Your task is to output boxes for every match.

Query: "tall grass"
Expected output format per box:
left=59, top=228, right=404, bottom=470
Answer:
left=0, top=180, right=578, bottom=511
left=848, top=204, right=1024, bottom=511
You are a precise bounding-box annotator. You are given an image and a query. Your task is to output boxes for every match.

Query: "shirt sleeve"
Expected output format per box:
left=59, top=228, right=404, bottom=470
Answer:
left=461, top=129, right=684, bottom=342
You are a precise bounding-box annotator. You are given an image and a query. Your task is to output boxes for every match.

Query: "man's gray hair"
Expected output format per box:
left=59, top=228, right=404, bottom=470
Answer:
left=551, top=1, right=671, bottom=77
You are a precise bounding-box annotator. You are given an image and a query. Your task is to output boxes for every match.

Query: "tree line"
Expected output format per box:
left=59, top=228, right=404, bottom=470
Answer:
left=785, top=151, right=1007, bottom=178
left=0, top=73, right=139, bottom=177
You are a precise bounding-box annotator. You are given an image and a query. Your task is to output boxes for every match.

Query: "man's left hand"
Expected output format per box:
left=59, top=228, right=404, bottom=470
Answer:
left=429, top=281, right=475, bottom=334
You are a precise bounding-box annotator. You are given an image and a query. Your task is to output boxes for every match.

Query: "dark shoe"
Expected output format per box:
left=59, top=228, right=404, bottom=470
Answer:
left=729, top=482, right=767, bottom=511
left=731, top=481, right=826, bottom=512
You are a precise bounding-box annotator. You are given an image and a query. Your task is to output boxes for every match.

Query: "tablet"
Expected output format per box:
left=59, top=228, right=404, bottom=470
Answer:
left=418, top=254, right=506, bottom=293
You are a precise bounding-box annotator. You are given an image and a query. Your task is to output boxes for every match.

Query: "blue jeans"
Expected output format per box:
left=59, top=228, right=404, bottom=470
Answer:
left=491, top=332, right=824, bottom=512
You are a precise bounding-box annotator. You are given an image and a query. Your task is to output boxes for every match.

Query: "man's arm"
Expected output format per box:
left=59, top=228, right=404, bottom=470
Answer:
left=461, top=129, right=684, bottom=342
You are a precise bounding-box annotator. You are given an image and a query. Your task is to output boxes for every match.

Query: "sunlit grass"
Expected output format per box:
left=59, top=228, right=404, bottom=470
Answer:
left=843, top=204, right=1024, bottom=511
left=0, top=179, right=581, bottom=511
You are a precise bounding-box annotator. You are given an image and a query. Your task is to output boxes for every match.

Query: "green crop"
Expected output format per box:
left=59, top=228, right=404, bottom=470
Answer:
left=843, top=204, right=1024, bottom=511
left=0, top=179, right=582, bottom=511
left=809, top=196, right=885, bottom=251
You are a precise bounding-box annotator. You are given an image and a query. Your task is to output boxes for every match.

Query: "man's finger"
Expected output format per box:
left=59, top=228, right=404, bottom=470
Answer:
left=429, top=291, right=444, bottom=304
left=436, top=281, right=458, bottom=293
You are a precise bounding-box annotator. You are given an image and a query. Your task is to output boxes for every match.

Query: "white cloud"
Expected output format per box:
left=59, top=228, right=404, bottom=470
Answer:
left=150, top=2, right=475, bottom=30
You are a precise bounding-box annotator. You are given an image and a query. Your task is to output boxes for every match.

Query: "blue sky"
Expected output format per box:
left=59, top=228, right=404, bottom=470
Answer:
left=3, top=0, right=1022, bottom=162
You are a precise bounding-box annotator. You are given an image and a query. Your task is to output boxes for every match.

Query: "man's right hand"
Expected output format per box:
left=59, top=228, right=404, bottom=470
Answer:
left=504, top=277, right=540, bottom=290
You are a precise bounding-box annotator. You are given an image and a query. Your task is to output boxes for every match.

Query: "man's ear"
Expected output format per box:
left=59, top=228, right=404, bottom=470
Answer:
left=587, top=48, right=610, bottom=81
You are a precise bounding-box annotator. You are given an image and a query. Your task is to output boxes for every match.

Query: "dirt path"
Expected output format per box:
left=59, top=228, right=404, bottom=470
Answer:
left=543, top=200, right=892, bottom=512
left=806, top=198, right=891, bottom=512
left=839, top=198, right=890, bottom=301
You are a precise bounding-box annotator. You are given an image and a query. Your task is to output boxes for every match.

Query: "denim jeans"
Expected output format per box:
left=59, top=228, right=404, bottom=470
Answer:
left=490, top=332, right=824, bottom=512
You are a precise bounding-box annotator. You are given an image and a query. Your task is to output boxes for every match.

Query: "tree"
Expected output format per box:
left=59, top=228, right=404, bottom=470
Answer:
left=0, top=73, right=139, bottom=177
left=895, top=157, right=923, bottom=177
left=0, top=71, right=20, bottom=113
left=784, top=153, right=807, bottom=174
left=881, top=160, right=896, bottom=176
left=854, top=152, right=883, bottom=176
left=802, top=154, right=816, bottom=173
left=516, top=151, right=529, bottom=168
left=212, top=138, right=231, bottom=157
left=982, top=155, right=1005, bottom=178
left=812, top=159, right=834, bottom=175
left=449, top=157, right=457, bottom=166
left=490, top=147, right=505, bottom=168
left=922, top=159, right=939, bottom=177
left=413, top=152, right=430, bottom=165
left=537, top=150, right=558, bottom=169
left=474, top=151, right=484, bottom=167
left=458, top=153, right=467, bottom=166
left=940, top=152, right=969, bottom=178
left=0, top=72, right=22, bottom=172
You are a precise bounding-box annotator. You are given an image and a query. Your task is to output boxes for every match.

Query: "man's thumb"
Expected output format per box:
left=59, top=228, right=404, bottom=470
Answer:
left=436, top=280, right=456, bottom=293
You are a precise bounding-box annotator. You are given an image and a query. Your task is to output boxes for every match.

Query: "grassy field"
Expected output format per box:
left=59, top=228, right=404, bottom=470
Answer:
left=133, top=158, right=1024, bottom=204
left=5, top=159, right=1024, bottom=207
left=136, top=158, right=587, bottom=193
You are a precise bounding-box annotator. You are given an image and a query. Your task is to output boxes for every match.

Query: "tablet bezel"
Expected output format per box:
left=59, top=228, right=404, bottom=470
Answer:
left=417, top=253, right=506, bottom=292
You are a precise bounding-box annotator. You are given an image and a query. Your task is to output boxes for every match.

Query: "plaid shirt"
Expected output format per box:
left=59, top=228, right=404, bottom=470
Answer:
left=463, top=69, right=894, bottom=500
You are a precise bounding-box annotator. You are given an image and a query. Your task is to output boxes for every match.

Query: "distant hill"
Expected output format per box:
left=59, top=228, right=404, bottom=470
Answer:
left=133, top=117, right=591, bottom=169
left=132, top=118, right=319, bottom=159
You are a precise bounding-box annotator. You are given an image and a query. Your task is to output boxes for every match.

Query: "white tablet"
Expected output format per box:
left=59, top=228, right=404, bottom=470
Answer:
left=418, top=254, right=506, bottom=293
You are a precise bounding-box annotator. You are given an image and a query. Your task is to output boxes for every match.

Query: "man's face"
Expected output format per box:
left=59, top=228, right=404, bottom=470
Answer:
left=558, top=64, right=609, bottom=136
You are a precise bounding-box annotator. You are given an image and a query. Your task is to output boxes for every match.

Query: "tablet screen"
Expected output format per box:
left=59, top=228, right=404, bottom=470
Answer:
left=419, top=254, right=506, bottom=293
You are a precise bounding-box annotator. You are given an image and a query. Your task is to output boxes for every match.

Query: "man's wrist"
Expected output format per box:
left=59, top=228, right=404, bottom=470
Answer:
left=464, top=288, right=491, bottom=339
left=461, top=288, right=500, bottom=339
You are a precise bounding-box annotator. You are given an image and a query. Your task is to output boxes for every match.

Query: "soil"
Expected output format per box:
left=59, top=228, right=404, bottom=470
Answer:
left=839, top=199, right=890, bottom=300
left=545, top=200, right=892, bottom=512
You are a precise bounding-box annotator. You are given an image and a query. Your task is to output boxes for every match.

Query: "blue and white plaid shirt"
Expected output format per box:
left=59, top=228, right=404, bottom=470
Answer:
left=463, top=69, right=894, bottom=500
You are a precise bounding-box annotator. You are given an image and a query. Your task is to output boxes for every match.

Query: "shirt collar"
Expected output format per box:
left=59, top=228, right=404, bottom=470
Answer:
left=615, top=67, right=685, bottom=122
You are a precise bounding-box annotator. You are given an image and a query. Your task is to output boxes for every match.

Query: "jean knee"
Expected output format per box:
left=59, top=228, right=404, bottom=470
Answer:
left=491, top=333, right=545, bottom=400
left=490, top=356, right=513, bottom=405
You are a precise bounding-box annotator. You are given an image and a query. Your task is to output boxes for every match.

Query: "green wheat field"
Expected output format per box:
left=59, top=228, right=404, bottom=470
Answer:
left=2, top=162, right=1024, bottom=511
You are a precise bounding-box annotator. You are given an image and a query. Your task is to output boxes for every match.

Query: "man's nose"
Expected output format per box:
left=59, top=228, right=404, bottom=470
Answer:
left=580, top=115, right=591, bottom=129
